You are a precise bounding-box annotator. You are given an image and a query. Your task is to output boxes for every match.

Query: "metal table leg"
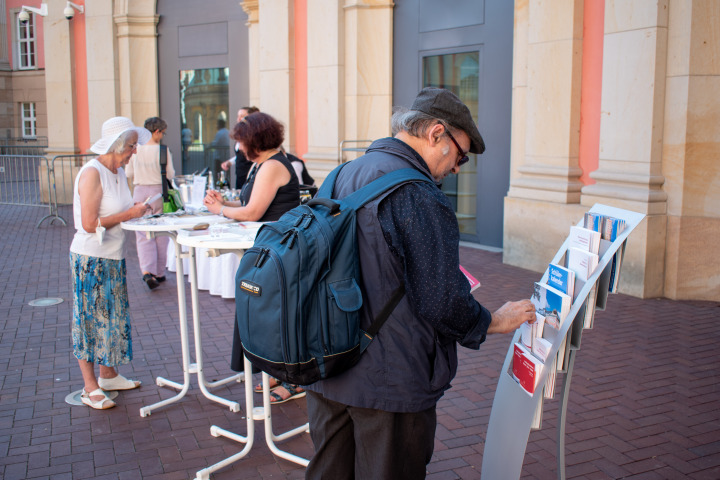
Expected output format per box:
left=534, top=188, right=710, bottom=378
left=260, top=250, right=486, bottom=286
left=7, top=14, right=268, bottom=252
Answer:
left=195, top=359, right=310, bottom=480
left=140, top=234, right=192, bottom=417
left=186, top=245, right=243, bottom=412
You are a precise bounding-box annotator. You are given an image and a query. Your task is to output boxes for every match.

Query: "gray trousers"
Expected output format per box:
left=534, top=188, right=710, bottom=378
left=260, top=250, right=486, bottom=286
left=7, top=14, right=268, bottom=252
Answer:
left=305, top=390, right=436, bottom=480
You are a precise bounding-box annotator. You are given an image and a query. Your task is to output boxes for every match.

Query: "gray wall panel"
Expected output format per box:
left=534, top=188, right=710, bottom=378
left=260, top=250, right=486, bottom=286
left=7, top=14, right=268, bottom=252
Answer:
left=157, top=0, right=249, bottom=174
left=393, top=0, right=514, bottom=248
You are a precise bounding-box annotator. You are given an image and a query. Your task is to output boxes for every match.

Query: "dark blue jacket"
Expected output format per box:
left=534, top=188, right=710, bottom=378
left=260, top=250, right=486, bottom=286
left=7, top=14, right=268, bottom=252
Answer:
left=307, top=138, right=492, bottom=413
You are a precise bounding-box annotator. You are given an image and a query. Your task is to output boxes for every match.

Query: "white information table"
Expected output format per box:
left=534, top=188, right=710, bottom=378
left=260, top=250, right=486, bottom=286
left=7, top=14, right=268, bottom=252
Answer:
left=121, top=212, right=243, bottom=416
left=176, top=228, right=310, bottom=479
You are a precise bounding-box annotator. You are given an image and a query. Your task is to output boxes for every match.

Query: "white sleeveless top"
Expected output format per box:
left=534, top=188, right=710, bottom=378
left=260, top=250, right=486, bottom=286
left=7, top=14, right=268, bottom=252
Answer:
left=70, top=158, right=133, bottom=260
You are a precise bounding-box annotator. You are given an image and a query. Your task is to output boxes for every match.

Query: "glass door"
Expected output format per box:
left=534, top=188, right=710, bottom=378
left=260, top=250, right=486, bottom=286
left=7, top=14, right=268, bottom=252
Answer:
left=179, top=67, right=231, bottom=174
left=423, top=51, right=479, bottom=236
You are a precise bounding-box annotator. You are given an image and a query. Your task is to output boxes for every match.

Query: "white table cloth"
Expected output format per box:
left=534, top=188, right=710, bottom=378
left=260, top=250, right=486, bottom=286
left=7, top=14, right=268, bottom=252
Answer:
left=166, top=222, right=263, bottom=299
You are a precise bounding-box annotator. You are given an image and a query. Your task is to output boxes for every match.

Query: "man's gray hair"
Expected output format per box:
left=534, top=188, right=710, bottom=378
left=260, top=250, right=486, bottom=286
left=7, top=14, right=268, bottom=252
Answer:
left=391, top=107, right=458, bottom=138
left=108, top=131, right=136, bottom=154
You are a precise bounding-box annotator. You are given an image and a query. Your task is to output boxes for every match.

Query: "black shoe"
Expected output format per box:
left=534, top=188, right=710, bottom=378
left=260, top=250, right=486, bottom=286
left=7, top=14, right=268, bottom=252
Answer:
left=143, top=273, right=159, bottom=290
left=154, top=275, right=166, bottom=283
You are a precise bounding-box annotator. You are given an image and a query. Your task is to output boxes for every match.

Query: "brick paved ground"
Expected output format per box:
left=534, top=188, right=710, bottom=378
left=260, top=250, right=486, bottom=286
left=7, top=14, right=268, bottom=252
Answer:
left=1, top=204, right=718, bottom=479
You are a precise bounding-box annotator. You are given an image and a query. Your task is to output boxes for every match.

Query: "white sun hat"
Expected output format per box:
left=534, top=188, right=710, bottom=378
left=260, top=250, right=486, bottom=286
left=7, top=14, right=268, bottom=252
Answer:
left=90, top=117, right=152, bottom=155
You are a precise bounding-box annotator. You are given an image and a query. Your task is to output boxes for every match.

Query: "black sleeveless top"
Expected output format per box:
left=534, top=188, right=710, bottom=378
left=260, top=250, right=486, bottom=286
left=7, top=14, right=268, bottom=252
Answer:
left=239, top=152, right=299, bottom=221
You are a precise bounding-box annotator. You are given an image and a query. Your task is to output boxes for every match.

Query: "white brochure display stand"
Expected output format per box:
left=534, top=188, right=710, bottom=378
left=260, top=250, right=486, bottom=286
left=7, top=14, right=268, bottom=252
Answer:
left=482, top=204, right=646, bottom=480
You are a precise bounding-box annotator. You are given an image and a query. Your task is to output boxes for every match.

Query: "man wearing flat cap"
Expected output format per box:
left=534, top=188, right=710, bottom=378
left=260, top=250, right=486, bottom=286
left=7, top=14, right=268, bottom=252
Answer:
left=305, top=88, right=535, bottom=479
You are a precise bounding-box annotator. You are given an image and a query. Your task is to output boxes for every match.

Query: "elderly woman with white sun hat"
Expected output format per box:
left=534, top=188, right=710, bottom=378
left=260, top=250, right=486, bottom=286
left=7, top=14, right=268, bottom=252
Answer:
left=69, top=117, right=151, bottom=410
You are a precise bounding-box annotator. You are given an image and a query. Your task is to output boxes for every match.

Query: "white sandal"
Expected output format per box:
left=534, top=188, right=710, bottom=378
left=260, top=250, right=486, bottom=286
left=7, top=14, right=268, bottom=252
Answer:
left=98, top=374, right=141, bottom=391
left=81, top=388, right=116, bottom=410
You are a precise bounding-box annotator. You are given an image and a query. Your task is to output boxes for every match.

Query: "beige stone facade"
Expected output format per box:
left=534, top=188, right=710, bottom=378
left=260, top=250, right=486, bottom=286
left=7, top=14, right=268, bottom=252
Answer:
left=504, top=0, right=719, bottom=301
left=6, top=70, right=47, bottom=139
left=17, top=0, right=719, bottom=300
left=242, top=0, right=394, bottom=185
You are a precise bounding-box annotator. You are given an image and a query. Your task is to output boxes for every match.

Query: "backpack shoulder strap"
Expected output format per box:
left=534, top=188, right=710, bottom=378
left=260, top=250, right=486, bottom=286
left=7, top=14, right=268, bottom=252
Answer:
left=309, top=166, right=433, bottom=214
left=316, top=161, right=347, bottom=199
left=159, top=145, right=169, bottom=199
left=343, top=168, right=433, bottom=211
left=360, top=283, right=405, bottom=353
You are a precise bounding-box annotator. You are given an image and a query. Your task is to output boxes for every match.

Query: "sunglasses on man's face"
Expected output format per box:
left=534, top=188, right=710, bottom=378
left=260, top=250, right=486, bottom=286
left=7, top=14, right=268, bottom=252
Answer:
left=445, top=129, right=469, bottom=167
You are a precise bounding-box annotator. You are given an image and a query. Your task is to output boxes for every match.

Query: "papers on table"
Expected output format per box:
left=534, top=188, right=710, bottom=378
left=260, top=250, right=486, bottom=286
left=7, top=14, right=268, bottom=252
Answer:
left=191, top=176, right=208, bottom=207
left=124, top=212, right=224, bottom=227
left=177, top=222, right=262, bottom=244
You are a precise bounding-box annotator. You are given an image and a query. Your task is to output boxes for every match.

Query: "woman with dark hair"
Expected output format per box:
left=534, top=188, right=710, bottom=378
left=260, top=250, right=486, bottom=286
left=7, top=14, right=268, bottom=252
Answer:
left=204, top=112, right=305, bottom=404
left=203, top=112, right=299, bottom=222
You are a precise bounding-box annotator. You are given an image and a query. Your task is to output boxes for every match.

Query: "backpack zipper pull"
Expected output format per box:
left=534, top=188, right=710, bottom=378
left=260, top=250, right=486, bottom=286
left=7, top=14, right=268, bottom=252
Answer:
left=257, top=248, right=270, bottom=268
left=303, top=214, right=314, bottom=229
left=253, top=249, right=264, bottom=267
left=294, top=213, right=306, bottom=227
left=288, top=230, right=298, bottom=249
left=280, top=230, right=293, bottom=244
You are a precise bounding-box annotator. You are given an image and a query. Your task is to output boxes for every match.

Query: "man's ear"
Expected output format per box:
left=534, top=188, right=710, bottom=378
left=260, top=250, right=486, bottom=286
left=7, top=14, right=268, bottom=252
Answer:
left=428, top=123, right=445, bottom=146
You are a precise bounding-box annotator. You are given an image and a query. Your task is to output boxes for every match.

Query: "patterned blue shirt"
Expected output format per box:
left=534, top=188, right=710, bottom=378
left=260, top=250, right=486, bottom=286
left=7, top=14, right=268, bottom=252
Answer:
left=377, top=160, right=492, bottom=349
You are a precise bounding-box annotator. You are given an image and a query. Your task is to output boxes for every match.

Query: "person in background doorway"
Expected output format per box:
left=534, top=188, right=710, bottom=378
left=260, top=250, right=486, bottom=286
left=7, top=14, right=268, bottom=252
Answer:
left=211, top=118, right=232, bottom=168
left=220, top=106, right=259, bottom=189
left=70, top=117, right=151, bottom=410
left=125, top=116, right=175, bottom=290
left=181, top=123, right=193, bottom=163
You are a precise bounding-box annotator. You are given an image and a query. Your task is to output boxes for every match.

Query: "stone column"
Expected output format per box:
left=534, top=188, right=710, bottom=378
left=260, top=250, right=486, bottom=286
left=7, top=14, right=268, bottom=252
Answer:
left=660, top=1, right=720, bottom=301
left=114, top=1, right=160, bottom=125
left=241, top=1, right=260, bottom=108
left=503, top=0, right=587, bottom=273
left=304, top=0, right=344, bottom=182
left=43, top=0, right=78, bottom=154
left=580, top=0, right=670, bottom=298
left=85, top=0, right=118, bottom=145
left=257, top=0, right=295, bottom=150
left=343, top=1, right=394, bottom=163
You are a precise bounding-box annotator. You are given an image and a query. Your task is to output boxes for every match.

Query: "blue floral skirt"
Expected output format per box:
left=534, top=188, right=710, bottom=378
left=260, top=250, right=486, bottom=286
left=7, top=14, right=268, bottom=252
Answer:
left=70, top=252, right=133, bottom=366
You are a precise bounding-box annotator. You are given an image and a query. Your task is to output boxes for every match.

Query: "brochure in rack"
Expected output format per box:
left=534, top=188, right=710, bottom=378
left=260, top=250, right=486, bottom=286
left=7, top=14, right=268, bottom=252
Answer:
left=531, top=282, right=572, bottom=372
left=512, top=343, right=543, bottom=396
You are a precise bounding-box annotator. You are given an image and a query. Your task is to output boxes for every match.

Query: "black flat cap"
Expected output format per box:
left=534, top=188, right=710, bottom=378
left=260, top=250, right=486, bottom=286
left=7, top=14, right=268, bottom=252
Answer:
left=410, top=87, right=485, bottom=154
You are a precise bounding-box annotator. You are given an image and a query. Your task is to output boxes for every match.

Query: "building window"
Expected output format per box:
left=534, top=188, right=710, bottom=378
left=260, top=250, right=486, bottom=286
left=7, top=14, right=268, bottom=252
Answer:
left=21, top=102, right=36, bottom=138
left=423, top=51, right=480, bottom=235
left=17, top=12, right=36, bottom=70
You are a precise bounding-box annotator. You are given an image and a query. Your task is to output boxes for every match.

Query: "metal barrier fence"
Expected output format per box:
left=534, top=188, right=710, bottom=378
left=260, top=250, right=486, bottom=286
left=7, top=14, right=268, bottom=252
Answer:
left=43, top=154, right=95, bottom=227
left=338, top=139, right=372, bottom=164
left=0, top=153, right=95, bottom=228
left=0, top=154, right=53, bottom=227
left=2, top=148, right=228, bottom=228
left=0, top=144, right=47, bottom=156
